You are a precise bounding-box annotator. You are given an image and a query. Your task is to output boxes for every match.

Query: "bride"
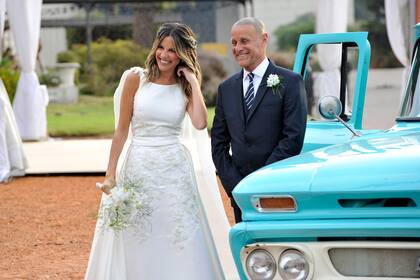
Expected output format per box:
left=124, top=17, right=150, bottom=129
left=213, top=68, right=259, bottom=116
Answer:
left=85, top=23, right=228, bottom=279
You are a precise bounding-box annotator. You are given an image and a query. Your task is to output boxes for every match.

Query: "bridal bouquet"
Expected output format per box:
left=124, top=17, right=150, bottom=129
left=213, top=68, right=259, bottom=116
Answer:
left=100, top=180, right=152, bottom=231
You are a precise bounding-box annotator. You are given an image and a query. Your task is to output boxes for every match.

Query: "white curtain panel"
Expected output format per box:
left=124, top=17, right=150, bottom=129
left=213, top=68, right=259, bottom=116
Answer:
left=0, top=0, right=5, bottom=42
left=385, top=0, right=411, bottom=99
left=0, top=79, right=27, bottom=182
left=314, top=0, right=348, bottom=116
left=0, top=97, right=10, bottom=181
left=7, top=0, right=47, bottom=140
left=0, top=0, right=10, bottom=181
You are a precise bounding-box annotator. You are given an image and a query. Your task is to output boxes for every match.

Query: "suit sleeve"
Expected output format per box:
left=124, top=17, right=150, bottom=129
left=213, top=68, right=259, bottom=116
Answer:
left=266, top=74, right=307, bottom=165
left=211, top=85, right=243, bottom=196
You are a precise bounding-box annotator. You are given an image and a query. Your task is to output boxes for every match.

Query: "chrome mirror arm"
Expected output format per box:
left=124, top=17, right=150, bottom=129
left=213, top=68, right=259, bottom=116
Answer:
left=319, top=95, right=362, bottom=137
left=332, top=112, right=362, bottom=137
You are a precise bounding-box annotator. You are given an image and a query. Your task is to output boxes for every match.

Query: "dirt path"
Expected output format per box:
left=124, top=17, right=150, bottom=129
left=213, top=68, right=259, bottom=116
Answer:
left=0, top=176, right=234, bottom=279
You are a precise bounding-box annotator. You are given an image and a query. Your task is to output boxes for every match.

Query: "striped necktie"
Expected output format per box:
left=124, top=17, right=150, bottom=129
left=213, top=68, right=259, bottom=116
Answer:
left=244, top=72, right=255, bottom=111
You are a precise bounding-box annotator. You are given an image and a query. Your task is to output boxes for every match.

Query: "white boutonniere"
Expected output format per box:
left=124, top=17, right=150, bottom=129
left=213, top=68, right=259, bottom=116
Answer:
left=267, top=74, right=284, bottom=95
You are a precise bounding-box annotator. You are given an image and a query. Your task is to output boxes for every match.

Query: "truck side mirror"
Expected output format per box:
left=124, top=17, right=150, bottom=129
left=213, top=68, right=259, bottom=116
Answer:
left=319, top=96, right=361, bottom=137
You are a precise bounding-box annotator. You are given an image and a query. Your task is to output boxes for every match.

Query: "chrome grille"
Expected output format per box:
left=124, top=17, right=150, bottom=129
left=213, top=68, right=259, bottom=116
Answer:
left=329, top=248, right=420, bottom=278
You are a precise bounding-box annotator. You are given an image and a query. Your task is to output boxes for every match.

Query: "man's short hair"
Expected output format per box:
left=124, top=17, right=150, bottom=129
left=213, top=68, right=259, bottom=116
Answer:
left=232, top=17, right=266, bottom=35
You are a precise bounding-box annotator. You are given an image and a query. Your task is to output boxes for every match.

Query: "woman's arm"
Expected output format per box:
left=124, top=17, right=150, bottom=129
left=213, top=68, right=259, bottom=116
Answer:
left=178, top=67, right=207, bottom=130
left=102, top=72, right=140, bottom=194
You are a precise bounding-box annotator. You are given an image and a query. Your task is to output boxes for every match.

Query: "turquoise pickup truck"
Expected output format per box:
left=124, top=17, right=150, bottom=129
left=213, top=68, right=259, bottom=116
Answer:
left=229, top=28, right=420, bottom=280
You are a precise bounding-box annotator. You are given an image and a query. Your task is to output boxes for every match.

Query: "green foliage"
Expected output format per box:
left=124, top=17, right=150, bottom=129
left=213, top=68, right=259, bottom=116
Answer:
left=274, top=2, right=400, bottom=68
left=349, top=0, right=400, bottom=68
left=350, top=0, right=400, bottom=68
left=66, top=25, right=133, bottom=47
left=207, top=106, right=215, bottom=131
left=362, top=0, right=386, bottom=22
left=0, top=59, right=19, bottom=102
left=58, top=39, right=149, bottom=96
left=360, top=20, right=401, bottom=68
left=57, top=50, right=79, bottom=63
left=39, top=71, right=61, bottom=87
left=275, top=13, right=315, bottom=51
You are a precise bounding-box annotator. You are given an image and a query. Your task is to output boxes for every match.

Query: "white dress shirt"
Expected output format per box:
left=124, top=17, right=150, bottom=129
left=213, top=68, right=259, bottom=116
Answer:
left=242, top=57, right=269, bottom=98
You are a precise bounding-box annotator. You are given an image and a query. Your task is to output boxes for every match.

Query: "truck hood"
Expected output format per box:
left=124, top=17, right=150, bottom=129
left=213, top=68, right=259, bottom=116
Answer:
left=233, top=130, right=420, bottom=221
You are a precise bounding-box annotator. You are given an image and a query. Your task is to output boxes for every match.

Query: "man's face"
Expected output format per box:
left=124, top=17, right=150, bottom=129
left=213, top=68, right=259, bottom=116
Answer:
left=231, top=24, right=267, bottom=72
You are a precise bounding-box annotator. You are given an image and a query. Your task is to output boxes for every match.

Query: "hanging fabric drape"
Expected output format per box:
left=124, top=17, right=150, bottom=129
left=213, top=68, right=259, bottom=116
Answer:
left=315, top=0, right=348, bottom=117
left=0, top=80, right=27, bottom=182
left=0, top=0, right=28, bottom=182
left=385, top=0, right=411, bottom=100
left=6, top=0, right=48, bottom=140
left=0, top=0, right=5, bottom=42
left=180, top=116, right=239, bottom=280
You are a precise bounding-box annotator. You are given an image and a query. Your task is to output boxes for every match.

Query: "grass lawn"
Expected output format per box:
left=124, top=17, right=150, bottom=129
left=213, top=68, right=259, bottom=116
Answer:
left=207, top=106, right=215, bottom=131
left=48, top=95, right=216, bottom=137
left=47, top=95, right=114, bottom=137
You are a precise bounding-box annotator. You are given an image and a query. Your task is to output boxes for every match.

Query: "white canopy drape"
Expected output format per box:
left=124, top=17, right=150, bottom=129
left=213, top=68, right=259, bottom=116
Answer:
left=7, top=0, right=47, bottom=140
left=315, top=0, right=348, bottom=116
left=385, top=0, right=411, bottom=100
left=0, top=80, right=27, bottom=182
left=0, top=0, right=5, bottom=43
left=0, top=0, right=37, bottom=181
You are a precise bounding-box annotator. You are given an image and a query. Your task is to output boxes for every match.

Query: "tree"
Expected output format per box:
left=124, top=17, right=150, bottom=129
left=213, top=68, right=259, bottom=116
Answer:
left=132, top=3, right=160, bottom=48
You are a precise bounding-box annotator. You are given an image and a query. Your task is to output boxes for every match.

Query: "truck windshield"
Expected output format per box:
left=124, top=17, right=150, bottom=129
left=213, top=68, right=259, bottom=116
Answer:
left=399, top=45, right=420, bottom=119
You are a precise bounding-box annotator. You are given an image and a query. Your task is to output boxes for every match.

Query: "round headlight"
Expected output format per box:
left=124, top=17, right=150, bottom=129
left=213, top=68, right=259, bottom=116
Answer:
left=278, top=249, right=309, bottom=280
left=245, top=249, right=276, bottom=280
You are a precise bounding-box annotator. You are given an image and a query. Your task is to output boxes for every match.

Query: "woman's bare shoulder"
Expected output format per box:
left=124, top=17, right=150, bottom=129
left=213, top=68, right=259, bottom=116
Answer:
left=124, top=71, right=141, bottom=90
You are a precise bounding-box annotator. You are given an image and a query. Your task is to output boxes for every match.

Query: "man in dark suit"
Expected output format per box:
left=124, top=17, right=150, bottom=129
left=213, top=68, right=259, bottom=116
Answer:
left=211, top=17, right=307, bottom=223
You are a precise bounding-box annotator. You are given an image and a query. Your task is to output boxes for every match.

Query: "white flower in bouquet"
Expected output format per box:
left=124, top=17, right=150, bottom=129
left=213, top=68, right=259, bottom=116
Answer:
left=101, top=180, right=152, bottom=232
left=110, top=187, right=130, bottom=202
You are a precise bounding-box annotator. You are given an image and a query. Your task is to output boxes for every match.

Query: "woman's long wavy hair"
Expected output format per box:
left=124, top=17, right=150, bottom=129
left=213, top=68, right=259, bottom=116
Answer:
left=145, top=22, right=201, bottom=99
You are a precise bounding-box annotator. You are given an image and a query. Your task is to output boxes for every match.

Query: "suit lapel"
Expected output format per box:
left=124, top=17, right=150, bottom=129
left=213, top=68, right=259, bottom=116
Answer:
left=246, top=62, right=275, bottom=122
left=233, top=70, right=245, bottom=125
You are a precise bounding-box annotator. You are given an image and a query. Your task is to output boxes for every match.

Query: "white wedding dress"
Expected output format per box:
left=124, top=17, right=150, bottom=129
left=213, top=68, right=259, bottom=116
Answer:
left=85, top=69, right=226, bottom=280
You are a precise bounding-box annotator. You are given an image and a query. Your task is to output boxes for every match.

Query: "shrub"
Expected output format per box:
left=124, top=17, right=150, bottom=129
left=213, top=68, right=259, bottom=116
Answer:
left=275, top=11, right=400, bottom=68
left=275, top=13, right=315, bottom=51
left=354, top=20, right=401, bottom=68
left=58, top=39, right=149, bottom=96
left=57, top=51, right=79, bottom=63
left=0, top=58, right=19, bottom=102
left=198, top=51, right=227, bottom=107
left=39, top=71, right=61, bottom=87
left=66, top=25, right=133, bottom=47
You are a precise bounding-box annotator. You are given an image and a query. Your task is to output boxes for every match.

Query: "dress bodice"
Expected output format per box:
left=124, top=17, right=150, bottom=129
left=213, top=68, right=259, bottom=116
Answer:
left=131, top=74, right=188, bottom=146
